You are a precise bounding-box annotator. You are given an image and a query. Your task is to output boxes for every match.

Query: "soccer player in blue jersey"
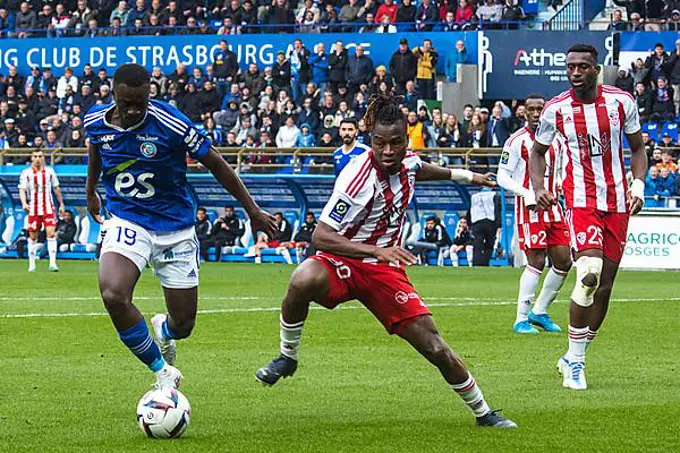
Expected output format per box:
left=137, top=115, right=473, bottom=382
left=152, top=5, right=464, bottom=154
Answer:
left=333, top=118, right=371, bottom=176
left=84, top=64, right=276, bottom=389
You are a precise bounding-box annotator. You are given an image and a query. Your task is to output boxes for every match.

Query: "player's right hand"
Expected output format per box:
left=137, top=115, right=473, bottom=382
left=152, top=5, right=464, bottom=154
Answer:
left=249, top=209, right=277, bottom=240
left=22, top=203, right=29, bottom=212
left=373, top=247, right=418, bottom=266
left=87, top=192, right=103, bottom=224
left=534, top=188, right=554, bottom=210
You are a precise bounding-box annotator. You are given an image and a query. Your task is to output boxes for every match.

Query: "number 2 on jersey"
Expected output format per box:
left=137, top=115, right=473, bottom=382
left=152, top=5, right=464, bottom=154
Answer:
left=114, top=172, right=155, bottom=199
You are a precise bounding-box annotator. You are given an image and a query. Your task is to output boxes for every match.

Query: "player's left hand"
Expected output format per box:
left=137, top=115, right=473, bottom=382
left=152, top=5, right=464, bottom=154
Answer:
left=471, top=172, right=496, bottom=188
left=59, top=205, right=65, bottom=216
left=627, top=191, right=644, bottom=215
left=249, top=209, right=277, bottom=239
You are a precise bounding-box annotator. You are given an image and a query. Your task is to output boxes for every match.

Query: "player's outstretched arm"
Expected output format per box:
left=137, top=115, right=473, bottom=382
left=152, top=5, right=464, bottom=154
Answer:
left=416, top=162, right=496, bottom=187
left=626, top=130, right=648, bottom=215
left=199, top=147, right=277, bottom=238
left=312, top=222, right=417, bottom=265
left=85, top=143, right=103, bottom=224
left=529, top=142, right=553, bottom=210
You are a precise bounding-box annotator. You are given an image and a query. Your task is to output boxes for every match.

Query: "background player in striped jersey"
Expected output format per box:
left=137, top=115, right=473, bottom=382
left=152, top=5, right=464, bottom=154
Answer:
left=530, top=44, right=647, bottom=390
left=333, top=118, right=371, bottom=176
left=256, top=94, right=517, bottom=428
left=85, top=64, right=276, bottom=389
left=18, top=149, right=65, bottom=272
left=497, top=95, right=572, bottom=335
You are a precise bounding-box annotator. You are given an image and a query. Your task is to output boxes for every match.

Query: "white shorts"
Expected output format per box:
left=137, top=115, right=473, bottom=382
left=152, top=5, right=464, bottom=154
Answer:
left=101, top=217, right=199, bottom=289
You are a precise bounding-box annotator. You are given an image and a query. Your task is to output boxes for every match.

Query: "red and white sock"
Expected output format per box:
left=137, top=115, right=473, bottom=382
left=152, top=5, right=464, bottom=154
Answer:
left=566, top=326, right=589, bottom=363
left=515, top=265, right=542, bottom=324
left=586, top=328, right=598, bottom=349
left=451, top=373, right=491, bottom=418
left=532, top=267, right=569, bottom=315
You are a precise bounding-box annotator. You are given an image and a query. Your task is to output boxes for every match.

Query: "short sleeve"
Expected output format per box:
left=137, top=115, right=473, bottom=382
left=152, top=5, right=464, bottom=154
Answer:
left=498, top=135, right=521, bottom=172
left=319, top=161, right=375, bottom=231
left=535, top=103, right=557, bottom=146
left=50, top=169, right=60, bottom=188
left=17, top=171, right=28, bottom=190
left=622, top=95, right=641, bottom=135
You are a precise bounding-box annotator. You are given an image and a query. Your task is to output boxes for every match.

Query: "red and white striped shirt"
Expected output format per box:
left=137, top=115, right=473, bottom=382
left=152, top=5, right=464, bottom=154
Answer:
left=18, top=166, right=59, bottom=216
left=535, top=85, right=640, bottom=213
left=320, top=150, right=420, bottom=258
left=499, top=126, right=564, bottom=224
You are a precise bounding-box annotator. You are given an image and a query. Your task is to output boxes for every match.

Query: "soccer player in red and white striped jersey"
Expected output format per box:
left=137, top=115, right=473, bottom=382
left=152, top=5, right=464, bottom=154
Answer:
left=18, top=149, right=65, bottom=272
left=256, top=93, right=517, bottom=428
left=497, top=94, right=572, bottom=335
left=530, top=44, right=647, bottom=391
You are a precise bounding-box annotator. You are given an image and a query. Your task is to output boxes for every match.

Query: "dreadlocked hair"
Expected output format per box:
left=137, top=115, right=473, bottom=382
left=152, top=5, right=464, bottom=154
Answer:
left=363, top=93, right=405, bottom=132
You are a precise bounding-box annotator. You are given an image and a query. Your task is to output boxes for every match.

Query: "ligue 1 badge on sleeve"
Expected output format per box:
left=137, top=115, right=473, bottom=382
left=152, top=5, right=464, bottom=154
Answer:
left=329, top=199, right=350, bottom=223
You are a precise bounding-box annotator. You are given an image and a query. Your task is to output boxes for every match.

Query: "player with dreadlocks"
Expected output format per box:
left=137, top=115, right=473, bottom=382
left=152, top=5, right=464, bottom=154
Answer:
left=256, top=93, right=517, bottom=428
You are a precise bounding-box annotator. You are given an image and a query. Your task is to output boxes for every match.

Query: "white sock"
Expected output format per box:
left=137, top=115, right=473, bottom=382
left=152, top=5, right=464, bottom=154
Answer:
left=278, top=247, right=293, bottom=265
left=515, top=265, right=542, bottom=324
left=450, top=248, right=459, bottom=267
left=532, top=267, right=569, bottom=315
left=28, top=239, right=37, bottom=268
left=47, top=238, right=57, bottom=266
left=437, top=248, right=445, bottom=267
left=295, top=248, right=303, bottom=264
left=566, top=325, right=588, bottom=363
left=255, top=256, right=262, bottom=264
left=586, top=328, right=598, bottom=350
left=466, top=245, right=473, bottom=267
left=280, top=314, right=304, bottom=360
left=451, top=373, right=491, bottom=418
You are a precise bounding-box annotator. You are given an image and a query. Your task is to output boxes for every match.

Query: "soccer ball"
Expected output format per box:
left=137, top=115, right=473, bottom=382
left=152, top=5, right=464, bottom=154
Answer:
left=136, top=387, right=191, bottom=439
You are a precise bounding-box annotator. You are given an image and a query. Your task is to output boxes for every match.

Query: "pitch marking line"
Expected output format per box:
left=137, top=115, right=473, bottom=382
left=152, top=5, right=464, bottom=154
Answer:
left=0, top=297, right=678, bottom=319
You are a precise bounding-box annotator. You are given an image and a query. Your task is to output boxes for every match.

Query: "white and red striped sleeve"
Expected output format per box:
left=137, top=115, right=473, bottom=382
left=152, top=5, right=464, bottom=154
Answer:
left=320, top=154, right=375, bottom=231
left=48, top=168, right=60, bottom=188
left=535, top=102, right=559, bottom=147
left=621, top=91, right=641, bottom=135
left=18, top=169, right=29, bottom=190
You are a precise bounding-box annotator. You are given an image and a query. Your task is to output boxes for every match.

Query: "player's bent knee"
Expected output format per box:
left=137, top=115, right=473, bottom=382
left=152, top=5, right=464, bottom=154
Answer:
left=289, top=261, right=327, bottom=296
left=100, top=286, right=132, bottom=312
left=571, top=256, right=603, bottom=307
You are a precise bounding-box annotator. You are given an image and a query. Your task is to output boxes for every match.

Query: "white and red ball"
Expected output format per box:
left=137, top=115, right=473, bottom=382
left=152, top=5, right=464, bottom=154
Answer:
left=137, top=387, right=191, bottom=439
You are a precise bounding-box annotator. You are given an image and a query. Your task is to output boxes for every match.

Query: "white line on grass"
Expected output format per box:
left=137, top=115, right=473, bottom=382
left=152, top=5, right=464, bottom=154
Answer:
left=0, top=297, right=678, bottom=319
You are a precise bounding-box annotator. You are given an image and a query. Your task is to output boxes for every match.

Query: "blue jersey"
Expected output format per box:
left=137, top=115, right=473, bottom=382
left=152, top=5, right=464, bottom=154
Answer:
left=84, top=100, right=212, bottom=232
left=333, top=142, right=371, bottom=177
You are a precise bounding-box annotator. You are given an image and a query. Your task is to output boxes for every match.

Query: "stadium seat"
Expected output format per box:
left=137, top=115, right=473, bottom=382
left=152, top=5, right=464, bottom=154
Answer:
left=660, top=122, right=679, bottom=142
left=207, top=210, right=219, bottom=223
left=443, top=212, right=460, bottom=239
left=642, top=122, right=659, bottom=141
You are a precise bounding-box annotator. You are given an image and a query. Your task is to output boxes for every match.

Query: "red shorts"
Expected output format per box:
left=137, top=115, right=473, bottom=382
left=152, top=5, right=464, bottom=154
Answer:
left=565, top=207, right=630, bottom=263
left=310, top=252, right=431, bottom=334
left=268, top=241, right=282, bottom=248
left=517, top=220, right=571, bottom=251
left=27, top=214, right=56, bottom=232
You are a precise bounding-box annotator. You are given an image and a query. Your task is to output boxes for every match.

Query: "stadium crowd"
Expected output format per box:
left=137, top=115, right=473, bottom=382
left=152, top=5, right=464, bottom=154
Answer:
left=0, top=0, right=528, bottom=37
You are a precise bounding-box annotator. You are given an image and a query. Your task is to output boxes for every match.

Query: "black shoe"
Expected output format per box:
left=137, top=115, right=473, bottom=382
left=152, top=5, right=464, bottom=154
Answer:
left=476, top=410, right=518, bottom=428
left=256, top=354, right=298, bottom=386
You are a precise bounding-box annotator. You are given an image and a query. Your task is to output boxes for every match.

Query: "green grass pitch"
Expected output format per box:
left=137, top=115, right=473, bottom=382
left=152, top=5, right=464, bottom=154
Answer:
left=0, top=260, right=678, bottom=452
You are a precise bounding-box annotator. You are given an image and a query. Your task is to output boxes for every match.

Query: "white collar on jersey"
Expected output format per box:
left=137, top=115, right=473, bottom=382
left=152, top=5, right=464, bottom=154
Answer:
left=102, top=103, right=148, bottom=132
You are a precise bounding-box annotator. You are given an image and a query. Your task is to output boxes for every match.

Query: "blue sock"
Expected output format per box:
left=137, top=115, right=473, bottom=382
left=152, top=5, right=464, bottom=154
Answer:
left=161, top=318, right=182, bottom=340
left=118, top=319, right=165, bottom=372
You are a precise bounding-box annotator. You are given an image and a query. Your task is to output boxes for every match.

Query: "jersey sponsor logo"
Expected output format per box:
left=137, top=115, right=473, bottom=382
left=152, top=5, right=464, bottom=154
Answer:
left=162, top=247, right=195, bottom=261
left=140, top=142, right=158, bottom=158
left=500, top=149, right=510, bottom=165
left=329, top=199, right=350, bottom=223
left=395, top=291, right=420, bottom=304
left=99, top=134, right=116, bottom=142
left=102, top=143, right=112, bottom=150
left=136, top=134, right=159, bottom=142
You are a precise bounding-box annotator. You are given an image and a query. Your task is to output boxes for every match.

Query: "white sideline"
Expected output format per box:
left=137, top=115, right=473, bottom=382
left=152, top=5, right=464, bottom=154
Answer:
left=0, top=297, right=678, bottom=319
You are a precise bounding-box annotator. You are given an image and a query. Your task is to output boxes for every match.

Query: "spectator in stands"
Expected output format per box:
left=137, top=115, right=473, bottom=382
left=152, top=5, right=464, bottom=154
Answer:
left=249, top=211, right=293, bottom=264
left=179, top=82, right=202, bottom=122
left=666, top=39, right=680, bottom=114
left=328, top=41, right=348, bottom=93
left=449, top=218, right=473, bottom=267
left=630, top=59, right=649, bottom=87
left=390, top=38, right=418, bottom=93
left=109, top=1, right=129, bottom=26
left=297, top=97, right=320, bottom=133
left=54, top=210, right=77, bottom=251
left=269, top=0, right=295, bottom=33
left=486, top=105, right=510, bottom=147
left=346, top=45, right=374, bottom=97
left=667, top=9, right=680, bottom=31
left=615, top=66, right=634, bottom=95
left=195, top=209, right=213, bottom=260
left=501, top=0, right=525, bottom=29
left=288, top=40, right=311, bottom=102
left=375, top=14, right=397, bottom=33
left=295, top=123, right=316, bottom=147
left=0, top=8, right=11, bottom=37
left=213, top=40, right=238, bottom=99
left=608, top=9, right=628, bottom=31
left=309, top=43, right=330, bottom=93
left=206, top=206, right=245, bottom=262
left=464, top=112, right=487, bottom=149
left=69, top=0, right=96, bottom=35
left=406, top=111, right=428, bottom=150
left=660, top=132, right=676, bottom=149
left=646, top=43, right=670, bottom=85
left=273, top=51, right=292, bottom=94
left=15, top=2, right=38, bottom=38
left=292, top=211, right=316, bottom=263
left=651, top=76, right=675, bottom=121
left=339, top=0, right=361, bottom=32
left=296, top=0, right=320, bottom=24
left=440, top=113, right=462, bottom=149
left=414, top=0, right=438, bottom=31
left=44, top=129, right=62, bottom=150
left=454, top=0, right=474, bottom=25
left=659, top=166, right=677, bottom=196
left=657, top=148, right=679, bottom=172
left=477, top=0, right=503, bottom=27
left=645, top=166, right=666, bottom=207
left=634, top=82, right=652, bottom=125
left=276, top=116, right=300, bottom=148
left=414, top=39, right=438, bottom=100
left=56, top=68, right=78, bottom=99
left=644, top=0, right=665, bottom=30
left=358, top=12, right=377, bottom=33
left=407, top=216, right=451, bottom=266
left=508, top=103, right=526, bottom=133
left=395, top=0, right=416, bottom=31
left=197, top=80, right=221, bottom=118
left=6, top=66, right=24, bottom=91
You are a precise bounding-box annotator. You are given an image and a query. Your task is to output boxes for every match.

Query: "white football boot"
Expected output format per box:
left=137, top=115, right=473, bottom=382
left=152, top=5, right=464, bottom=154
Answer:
left=155, top=364, right=183, bottom=389
left=151, top=314, right=176, bottom=366
left=558, top=355, right=587, bottom=390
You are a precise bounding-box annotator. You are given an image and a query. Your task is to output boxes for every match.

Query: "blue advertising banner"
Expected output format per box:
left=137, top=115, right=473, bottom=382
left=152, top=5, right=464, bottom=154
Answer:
left=619, top=31, right=680, bottom=69
left=0, top=32, right=476, bottom=75
left=478, top=31, right=614, bottom=99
